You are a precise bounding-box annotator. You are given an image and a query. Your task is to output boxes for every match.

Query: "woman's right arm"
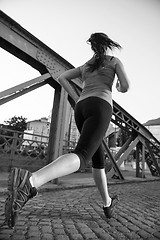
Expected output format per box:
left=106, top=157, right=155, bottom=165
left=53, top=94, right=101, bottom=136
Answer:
left=115, top=58, right=130, bottom=93
left=58, top=67, right=82, bottom=102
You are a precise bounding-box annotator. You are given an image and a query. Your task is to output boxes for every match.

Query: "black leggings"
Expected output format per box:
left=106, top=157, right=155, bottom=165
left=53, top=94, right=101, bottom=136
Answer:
left=73, top=97, right=112, bottom=169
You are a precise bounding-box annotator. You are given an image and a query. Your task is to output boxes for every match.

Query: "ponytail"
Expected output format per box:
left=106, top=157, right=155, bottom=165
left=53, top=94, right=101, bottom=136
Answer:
left=87, top=33, right=122, bottom=72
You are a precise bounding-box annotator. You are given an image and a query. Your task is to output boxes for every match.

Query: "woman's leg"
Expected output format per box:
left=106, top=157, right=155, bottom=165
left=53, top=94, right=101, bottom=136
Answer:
left=92, top=145, right=111, bottom=207
left=30, top=153, right=80, bottom=189
left=5, top=153, right=80, bottom=228
left=92, top=168, right=111, bottom=207
left=5, top=97, right=112, bottom=228
left=74, top=98, right=112, bottom=207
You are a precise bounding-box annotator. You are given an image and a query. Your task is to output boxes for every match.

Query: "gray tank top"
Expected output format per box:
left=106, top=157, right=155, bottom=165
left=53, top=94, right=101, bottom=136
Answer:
left=78, top=56, right=116, bottom=106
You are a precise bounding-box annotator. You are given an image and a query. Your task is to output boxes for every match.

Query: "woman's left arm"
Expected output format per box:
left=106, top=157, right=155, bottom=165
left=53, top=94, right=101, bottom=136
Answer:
left=115, top=58, right=130, bottom=93
left=58, top=67, right=81, bottom=102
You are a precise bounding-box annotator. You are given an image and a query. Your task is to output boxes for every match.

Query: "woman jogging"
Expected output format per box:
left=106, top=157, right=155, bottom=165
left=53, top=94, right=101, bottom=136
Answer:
left=5, top=32, right=129, bottom=228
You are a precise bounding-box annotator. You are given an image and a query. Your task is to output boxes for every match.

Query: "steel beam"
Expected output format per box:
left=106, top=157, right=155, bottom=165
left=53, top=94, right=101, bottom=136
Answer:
left=144, top=141, right=160, bottom=176
left=0, top=10, right=79, bottom=161
left=106, top=135, right=136, bottom=178
left=0, top=73, right=51, bottom=105
left=46, top=87, right=68, bottom=163
left=107, top=137, right=139, bottom=178
left=102, top=140, right=124, bottom=180
left=117, top=137, right=139, bottom=168
left=114, top=135, right=136, bottom=161
left=0, top=10, right=81, bottom=82
left=141, top=144, right=146, bottom=178
left=135, top=142, right=141, bottom=177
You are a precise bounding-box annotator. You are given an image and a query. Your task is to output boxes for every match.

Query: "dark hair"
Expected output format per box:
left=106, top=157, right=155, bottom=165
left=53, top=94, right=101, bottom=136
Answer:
left=87, top=32, right=122, bottom=72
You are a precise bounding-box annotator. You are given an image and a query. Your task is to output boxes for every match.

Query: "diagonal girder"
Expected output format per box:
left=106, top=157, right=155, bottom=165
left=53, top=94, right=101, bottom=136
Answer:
left=107, top=137, right=139, bottom=178
left=0, top=10, right=80, bottom=81
left=0, top=73, right=51, bottom=105
left=102, top=140, right=124, bottom=180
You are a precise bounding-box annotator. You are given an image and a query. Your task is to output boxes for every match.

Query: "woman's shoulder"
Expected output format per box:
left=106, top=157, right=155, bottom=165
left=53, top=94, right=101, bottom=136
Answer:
left=103, top=55, right=117, bottom=68
left=108, top=56, right=123, bottom=68
left=79, top=57, right=94, bottom=71
left=111, top=56, right=122, bottom=64
left=105, top=55, right=120, bottom=62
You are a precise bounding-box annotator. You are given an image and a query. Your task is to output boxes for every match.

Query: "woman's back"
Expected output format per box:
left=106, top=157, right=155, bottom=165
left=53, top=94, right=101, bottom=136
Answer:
left=78, top=56, right=117, bottom=105
left=80, top=56, right=116, bottom=90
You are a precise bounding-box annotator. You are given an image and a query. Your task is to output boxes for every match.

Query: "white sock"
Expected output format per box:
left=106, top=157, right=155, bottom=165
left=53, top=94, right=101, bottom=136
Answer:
left=104, top=197, right=111, bottom=208
left=29, top=176, right=35, bottom=188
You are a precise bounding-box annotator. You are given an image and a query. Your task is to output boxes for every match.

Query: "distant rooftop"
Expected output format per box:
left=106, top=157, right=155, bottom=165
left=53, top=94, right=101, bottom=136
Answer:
left=27, top=117, right=49, bottom=123
left=144, top=117, right=160, bottom=126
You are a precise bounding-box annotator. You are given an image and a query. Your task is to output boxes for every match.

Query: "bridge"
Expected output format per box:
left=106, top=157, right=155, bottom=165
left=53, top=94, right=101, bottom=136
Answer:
left=0, top=10, right=160, bottom=180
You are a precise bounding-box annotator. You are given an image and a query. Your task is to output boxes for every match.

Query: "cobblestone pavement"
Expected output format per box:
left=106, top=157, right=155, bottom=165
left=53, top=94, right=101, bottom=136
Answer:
left=0, top=181, right=160, bottom=240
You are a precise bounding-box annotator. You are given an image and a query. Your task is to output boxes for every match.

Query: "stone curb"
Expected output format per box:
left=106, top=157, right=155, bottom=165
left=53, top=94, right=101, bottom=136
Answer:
left=0, top=178, right=160, bottom=196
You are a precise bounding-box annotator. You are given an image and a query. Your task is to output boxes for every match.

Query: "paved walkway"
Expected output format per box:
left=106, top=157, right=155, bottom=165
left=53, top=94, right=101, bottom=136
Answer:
left=0, top=166, right=160, bottom=239
left=0, top=164, right=159, bottom=193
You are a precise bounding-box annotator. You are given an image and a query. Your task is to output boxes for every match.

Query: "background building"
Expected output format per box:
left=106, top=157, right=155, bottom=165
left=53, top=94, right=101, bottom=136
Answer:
left=144, top=117, right=160, bottom=141
left=23, top=117, right=50, bottom=148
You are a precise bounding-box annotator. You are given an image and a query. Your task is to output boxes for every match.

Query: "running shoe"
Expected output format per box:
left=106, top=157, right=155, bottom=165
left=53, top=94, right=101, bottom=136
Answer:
left=103, top=195, right=119, bottom=218
left=5, top=168, right=37, bottom=228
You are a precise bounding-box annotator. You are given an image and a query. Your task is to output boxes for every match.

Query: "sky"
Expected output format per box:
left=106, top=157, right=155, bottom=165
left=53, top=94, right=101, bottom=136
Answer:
left=0, top=0, right=160, bottom=124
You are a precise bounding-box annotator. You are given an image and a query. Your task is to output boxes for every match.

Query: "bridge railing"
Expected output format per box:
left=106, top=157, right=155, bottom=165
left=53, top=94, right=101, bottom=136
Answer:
left=0, top=127, right=81, bottom=171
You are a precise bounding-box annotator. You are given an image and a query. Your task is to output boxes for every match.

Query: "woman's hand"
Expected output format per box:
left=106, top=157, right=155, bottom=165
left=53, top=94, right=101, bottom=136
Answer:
left=58, top=67, right=81, bottom=102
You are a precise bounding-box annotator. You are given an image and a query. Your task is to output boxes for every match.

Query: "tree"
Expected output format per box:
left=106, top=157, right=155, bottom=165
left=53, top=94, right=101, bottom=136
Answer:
left=117, top=128, right=130, bottom=146
left=4, top=116, right=27, bottom=132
